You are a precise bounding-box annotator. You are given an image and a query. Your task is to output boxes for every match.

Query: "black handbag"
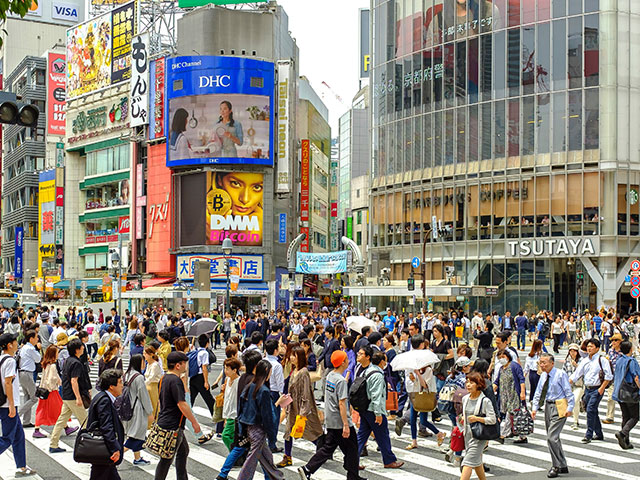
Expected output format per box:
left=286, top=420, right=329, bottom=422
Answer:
left=73, top=423, right=112, bottom=465
left=35, top=387, right=49, bottom=400
left=618, top=360, right=640, bottom=404
left=466, top=396, right=500, bottom=441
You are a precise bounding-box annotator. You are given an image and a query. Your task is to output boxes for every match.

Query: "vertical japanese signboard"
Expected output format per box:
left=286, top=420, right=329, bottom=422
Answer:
left=111, top=1, right=136, bottom=84
left=150, top=57, right=165, bottom=139
left=276, top=60, right=291, bottom=193
left=300, top=139, right=310, bottom=252
left=130, top=32, right=149, bottom=127
left=14, top=227, right=23, bottom=280
left=47, top=52, right=66, bottom=135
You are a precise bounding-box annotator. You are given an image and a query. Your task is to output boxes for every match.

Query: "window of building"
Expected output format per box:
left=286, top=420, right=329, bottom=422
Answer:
left=357, top=231, right=362, bottom=246
left=84, top=254, right=109, bottom=277
left=85, top=144, right=129, bottom=177
left=357, top=210, right=362, bottom=224
left=85, top=180, right=130, bottom=210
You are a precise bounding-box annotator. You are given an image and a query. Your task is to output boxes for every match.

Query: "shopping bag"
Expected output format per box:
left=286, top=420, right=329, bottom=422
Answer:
left=455, top=326, right=464, bottom=338
left=512, top=404, right=534, bottom=436
left=290, top=415, right=307, bottom=439
left=386, top=390, right=399, bottom=412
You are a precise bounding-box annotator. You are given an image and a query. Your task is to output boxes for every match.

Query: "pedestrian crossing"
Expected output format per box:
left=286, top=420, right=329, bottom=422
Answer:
left=4, top=355, right=640, bottom=480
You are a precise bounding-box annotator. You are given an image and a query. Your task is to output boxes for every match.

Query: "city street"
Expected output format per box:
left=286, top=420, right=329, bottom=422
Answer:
left=3, top=346, right=637, bottom=480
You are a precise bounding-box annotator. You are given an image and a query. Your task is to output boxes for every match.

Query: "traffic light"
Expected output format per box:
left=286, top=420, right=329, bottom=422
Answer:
left=407, top=272, right=415, bottom=291
left=577, top=272, right=584, bottom=287
left=0, top=92, right=39, bottom=127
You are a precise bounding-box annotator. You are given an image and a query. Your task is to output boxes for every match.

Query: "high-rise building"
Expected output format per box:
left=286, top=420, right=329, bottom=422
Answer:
left=369, top=0, right=632, bottom=312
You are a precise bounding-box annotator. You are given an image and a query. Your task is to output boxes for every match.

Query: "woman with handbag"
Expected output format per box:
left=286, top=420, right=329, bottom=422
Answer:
left=460, top=372, right=497, bottom=480
left=144, top=346, right=163, bottom=427
left=237, top=359, right=284, bottom=480
left=612, top=340, right=640, bottom=449
left=563, top=344, right=583, bottom=430
left=276, top=346, right=324, bottom=468
left=122, top=354, right=153, bottom=465
left=34, top=345, right=65, bottom=439
left=493, top=349, right=528, bottom=444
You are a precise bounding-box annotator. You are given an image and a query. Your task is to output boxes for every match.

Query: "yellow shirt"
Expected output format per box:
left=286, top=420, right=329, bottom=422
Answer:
left=158, top=341, right=171, bottom=370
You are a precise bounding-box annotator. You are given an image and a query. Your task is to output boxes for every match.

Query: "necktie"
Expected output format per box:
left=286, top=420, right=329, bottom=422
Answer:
left=539, top=373, right=550, bottom=409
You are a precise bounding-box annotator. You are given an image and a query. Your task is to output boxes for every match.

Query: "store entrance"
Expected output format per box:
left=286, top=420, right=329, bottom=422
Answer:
left=553, top=259, right=577, bottom=312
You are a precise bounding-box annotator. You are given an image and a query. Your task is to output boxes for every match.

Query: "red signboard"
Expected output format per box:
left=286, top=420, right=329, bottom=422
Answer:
left=154, top=57, right=165, bottom=138
left=331, top=202, right=337, bottom=217
left=301, top=139, right=310, bottom=222
left=55, top=187, right=64, bottom=207
left=300, top=226, right=309, bottom=253
left=146, top=144, right=173, bottom=274
left=47, top=52, right=66, bottom=135
left=118, top=216, right=130, bottom=234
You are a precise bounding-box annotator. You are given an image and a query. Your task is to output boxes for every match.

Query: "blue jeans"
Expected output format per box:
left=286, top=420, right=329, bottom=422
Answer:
left=584, top=387, right=604, bottom=439
left=397, top=379, right=408, bottom=414
left=517, top=329, right=526, bottom=350
left=0, top=408, right=26, bottom=469
left=537, top=334, right=549, bottom=353
left=410, top=404, right=439, bottom=440
left=357, top=411, right=397, bottom=465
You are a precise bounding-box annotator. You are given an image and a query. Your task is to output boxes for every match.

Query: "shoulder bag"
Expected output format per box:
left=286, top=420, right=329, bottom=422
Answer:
left=144, top=377, right=184, bottom=459
left=413, top=375, right=437, bottom=413
left=466, top=395, right=500, bottom=441
left=618, top=359, right=640, bottom=404
left=73, top=396, right=113, bottom=465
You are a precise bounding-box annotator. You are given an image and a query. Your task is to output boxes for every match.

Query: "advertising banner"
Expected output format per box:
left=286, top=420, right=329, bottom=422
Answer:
left=14, top=227, right=23, bottom=279
left=150, top=57, right=165, bottom=139
left=146, top=144, right=173, bottom=273
left=300, top=226, right=309, bottom=253
left=47, top=52, right=66, bottom=135
left=359, top=9, right=370, bottom=79
left=130, top=32, right=149, bottom=127
left=66, top=1, right=137, bottom=99
left=296, top=251, right=348, bottom=275
left=55, top=186, right=64, bottom=245
left=279, top=213, right=287, bottom=244
left=301, top=140, right=310, bottom=222
left=39, top=170, right=56, bottom=276
left=206, top=171, right=263, bottom=247
left=118, top=216, right=130, bottom=234
left=166, top=56, right=275, bottom=167
left=276, top=60, right=292, bottom=193
left=177, top=254, right=263, bottom=281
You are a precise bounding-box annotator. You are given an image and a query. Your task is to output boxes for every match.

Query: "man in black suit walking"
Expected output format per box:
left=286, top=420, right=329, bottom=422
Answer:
left=87, top=369, right=125, bottom=480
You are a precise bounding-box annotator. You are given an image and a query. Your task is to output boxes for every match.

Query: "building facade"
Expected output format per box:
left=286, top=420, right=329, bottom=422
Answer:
left=370, top=0, right=636, bottom=312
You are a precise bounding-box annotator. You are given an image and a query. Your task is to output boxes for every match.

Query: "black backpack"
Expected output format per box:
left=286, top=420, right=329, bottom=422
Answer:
left=349, top=369, right=383, bottom=413
left=114, top=372, right=141, bottom=421
left=541, top=322, right=551, bottom=337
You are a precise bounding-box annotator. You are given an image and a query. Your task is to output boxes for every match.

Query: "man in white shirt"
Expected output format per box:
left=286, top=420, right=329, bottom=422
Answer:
left=471, top=311, right=484, bottom=349
left=189, top=334, right=215, bottom=417
left=17, top=331, right=41, bottom=428
left=569, top=338, right=613, bottom=443
left=265, top=339, right=284, bottom=453
left=0, top=333, right=37, bottom=476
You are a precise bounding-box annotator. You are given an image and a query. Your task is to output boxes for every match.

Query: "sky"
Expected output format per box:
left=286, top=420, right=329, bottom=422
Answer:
left=276, top=0, right=370, bottom=135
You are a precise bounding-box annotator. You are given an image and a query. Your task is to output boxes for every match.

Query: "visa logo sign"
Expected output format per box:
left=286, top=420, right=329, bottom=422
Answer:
left=52, top=3, right=79, bottom=21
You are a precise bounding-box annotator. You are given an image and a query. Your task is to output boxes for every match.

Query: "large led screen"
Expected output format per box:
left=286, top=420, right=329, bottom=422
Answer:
left=166, top=56, right=275, bottom=167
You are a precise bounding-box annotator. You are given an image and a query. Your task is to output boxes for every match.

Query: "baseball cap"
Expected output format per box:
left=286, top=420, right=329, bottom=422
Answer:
left=455, top=356, right=471, bottom=367
left=331, top=350, right=348, bottom=368
left=0, top=333, right=17, bottom=349
left=611, top=333, right=623, bottom=341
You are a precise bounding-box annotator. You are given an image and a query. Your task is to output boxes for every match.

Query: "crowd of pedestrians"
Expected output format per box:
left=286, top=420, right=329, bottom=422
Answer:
left=0, top=303, right=637, bottom=480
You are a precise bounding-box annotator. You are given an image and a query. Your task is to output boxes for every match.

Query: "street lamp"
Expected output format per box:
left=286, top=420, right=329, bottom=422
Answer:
left=222, top=238, right=233, bottom=315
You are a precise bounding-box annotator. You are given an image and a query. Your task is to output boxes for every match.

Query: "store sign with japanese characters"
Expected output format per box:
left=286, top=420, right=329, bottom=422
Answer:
left=176, top=254, right=263, bottom=281
left=130, top=32, right=149, bottom=127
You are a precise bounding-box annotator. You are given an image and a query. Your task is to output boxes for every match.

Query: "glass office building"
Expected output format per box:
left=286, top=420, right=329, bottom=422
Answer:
left=370, top=0, right=640, bottom=313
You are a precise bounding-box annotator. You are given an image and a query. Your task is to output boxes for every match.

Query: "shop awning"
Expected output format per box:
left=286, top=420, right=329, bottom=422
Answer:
left=54, top=279, right=103, bottom=290
left=142, top=277, right=175, bottom=288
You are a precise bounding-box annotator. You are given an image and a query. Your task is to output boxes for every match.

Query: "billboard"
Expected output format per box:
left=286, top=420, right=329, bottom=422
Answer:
left=14, top=227, right=23, bottom=279
left=300, top=139, right=310, bottom=252
left=149, top=57, right=165, bottom=139
left=296, top=251, right=348, bottom=275
left=38, top=170, right=56, bottom=276
left=177, top=254, right=263, bottom=281
left=130, top=32, right=149, bottom=127
left=47, top=52, right=66, bottom=135
left=276, top=60, right=292, bottom=193
left=147, top=144, right=173, bottom=274
left=359, top=9, right=370, bottom=79
left=206, top=171, right=263, bottom=247
left=66, top=1, right=137, bottom=99
left=166, top=56, right=275, bottom=167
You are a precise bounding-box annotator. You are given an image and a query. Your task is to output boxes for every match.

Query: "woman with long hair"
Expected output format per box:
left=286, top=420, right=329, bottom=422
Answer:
left=216, top=101, right=243, bottom=157
left=341, top=335, right=356, bottom=384
left=300, top=338, right=317, bottom=372
left=97, top=339, right=122, bottom=389
left=123, top=354, right=153, bottom=465
left=237, top=359, right=284, bottom=480
left=524, top=339, right=543, bottom=403
left=276, top=347, right=324, bottom=467
left=144, top=346, right=163, bottom=426
left=563, top=343, right=583, bottom=430
left=169, top=107, right=191, bottom=158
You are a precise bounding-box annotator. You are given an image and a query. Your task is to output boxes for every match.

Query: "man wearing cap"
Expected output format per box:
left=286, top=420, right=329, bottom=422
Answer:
left=0, top=333, right=36, bottom=476
left=603, top=333, right=624, bottom=424
left=298, top=351, right=361, bottom=480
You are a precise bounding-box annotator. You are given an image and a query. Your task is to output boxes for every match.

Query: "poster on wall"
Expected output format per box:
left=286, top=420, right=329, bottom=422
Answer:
left=47, top=52, right=66, bottom=135
left=130, top=32, right=149, bottom=127
left=166, top=56, right=275, bottom=167
left=66, top=1, right=137, bottom=99
left=206, top=171, right=263, bottom=247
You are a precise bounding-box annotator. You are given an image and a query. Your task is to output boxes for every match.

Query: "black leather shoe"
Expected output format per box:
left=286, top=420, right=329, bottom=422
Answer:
left=558, top=467, right=569, bottom=474
left=547, top=467, right=559, bottom=478
left=270, top=446, right=283, bottom=453
left=581, top=437, right=591, bottom=444
left=594, top=436, right=604, bottom=441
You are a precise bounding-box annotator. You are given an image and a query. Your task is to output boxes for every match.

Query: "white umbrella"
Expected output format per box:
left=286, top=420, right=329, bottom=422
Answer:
left=390, top=349, right=440, bottom=372
left=346, top=316, right=378, bottom=334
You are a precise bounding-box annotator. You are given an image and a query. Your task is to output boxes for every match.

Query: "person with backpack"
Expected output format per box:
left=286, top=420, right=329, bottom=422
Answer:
left=17, top=330, right=40, bottom=428
left=353, top=346, right=404, bottom=469
left=188, top=334, right=216, bottom=416
left=120, top=354, right=153, bottom=465
left=612, top=340, right=640, bottom=449
left=569, top=338, right=613, bottom=443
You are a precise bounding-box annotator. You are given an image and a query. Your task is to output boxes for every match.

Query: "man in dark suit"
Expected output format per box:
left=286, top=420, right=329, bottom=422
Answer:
left=87, top=369, right=125, bottom=480
left=245, top=316, right=259, bottom=338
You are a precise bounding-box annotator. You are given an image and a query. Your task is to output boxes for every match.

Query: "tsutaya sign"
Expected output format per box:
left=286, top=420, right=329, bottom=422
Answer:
left=507, top=237, right=599, bottom=258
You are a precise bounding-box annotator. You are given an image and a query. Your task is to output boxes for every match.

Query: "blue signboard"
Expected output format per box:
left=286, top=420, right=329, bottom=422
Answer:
left=14, top=227, right=23, bottom=279
left=279, top=213, right=287, bottom=244
left=296, top=251, right=348, bottom=275
left=166, top=56, right=275, bottom=168
left=411, top=256, right=420, bottom=268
